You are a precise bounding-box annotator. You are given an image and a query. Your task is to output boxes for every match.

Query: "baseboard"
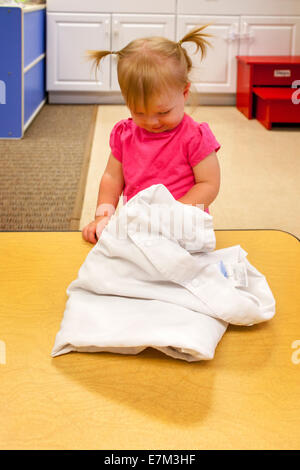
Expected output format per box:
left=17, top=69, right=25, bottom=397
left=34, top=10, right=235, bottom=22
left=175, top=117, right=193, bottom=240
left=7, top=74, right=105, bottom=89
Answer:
left=48, top=91, right=236, bottom=106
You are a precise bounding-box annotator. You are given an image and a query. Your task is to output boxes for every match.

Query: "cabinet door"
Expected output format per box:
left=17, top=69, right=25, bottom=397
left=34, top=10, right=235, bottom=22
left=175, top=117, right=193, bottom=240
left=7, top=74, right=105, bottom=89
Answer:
left=239, top=16, right=300, bottom=55
left=111, top=14, right=175, bottom=91
left=47, top=13, right=110, bottom=91
left=177, top=16, right=240, bottom=93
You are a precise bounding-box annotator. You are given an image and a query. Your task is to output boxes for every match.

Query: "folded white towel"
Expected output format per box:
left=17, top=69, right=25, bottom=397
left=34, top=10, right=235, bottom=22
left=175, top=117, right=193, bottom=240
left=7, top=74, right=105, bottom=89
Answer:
left=51, top=184, right=275, bottom=362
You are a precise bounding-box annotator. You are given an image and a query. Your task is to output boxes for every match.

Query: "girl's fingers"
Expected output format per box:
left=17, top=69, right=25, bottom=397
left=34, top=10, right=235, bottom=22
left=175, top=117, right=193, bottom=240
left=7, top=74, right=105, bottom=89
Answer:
left=82, top=223, right=96, bottom=244
left=82, top=217, right=110, bottom=244
left=82, top=226, right=88, bottom=241
left=88, top=227, right=97, bottom=244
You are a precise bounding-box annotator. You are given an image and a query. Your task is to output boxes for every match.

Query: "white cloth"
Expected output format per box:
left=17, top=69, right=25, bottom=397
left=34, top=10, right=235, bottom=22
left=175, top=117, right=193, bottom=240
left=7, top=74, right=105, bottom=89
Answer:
left=51, top=184, right=276, bottom=362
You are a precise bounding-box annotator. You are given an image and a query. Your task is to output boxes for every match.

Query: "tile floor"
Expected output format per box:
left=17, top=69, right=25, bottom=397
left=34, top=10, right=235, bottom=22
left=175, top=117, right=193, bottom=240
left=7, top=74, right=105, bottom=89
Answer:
left=80, top=105, right=300, bottom=239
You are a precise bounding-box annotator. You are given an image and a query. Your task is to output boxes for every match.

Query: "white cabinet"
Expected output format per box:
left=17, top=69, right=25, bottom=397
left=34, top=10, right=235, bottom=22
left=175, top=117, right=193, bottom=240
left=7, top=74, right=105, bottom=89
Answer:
left=238, top=16, right=300, bottom=55
left=177, top=15, right=300, bottom=94
left=111, top=14, right=175, bottom=90
left=177, top=0, right=300, bottom=15
left=47, top=0, right=176, bottom=14
left=47, top=13, right=175, bottom=96
left=177, top=16, right=240, bottom=93
left=46, top=0, right=300, bottom=104
left=47, top=13, right=110, bottom=91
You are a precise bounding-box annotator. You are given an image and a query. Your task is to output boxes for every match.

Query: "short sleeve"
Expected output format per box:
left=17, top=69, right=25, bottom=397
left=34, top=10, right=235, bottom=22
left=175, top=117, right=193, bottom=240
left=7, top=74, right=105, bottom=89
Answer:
left=109, top=121, right=124, bottom=163
left=187, top=122, right=221, bottom=167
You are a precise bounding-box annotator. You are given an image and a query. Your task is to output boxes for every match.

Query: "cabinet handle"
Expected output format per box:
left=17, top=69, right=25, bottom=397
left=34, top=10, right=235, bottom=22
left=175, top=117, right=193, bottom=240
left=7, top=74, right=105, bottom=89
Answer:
left=239, top=31, right=254, bottom=40
left=114, top=20, right=120, bottom=36
left=104, top=19, right=109, bottom=36
left=224, top=24, right=239, bottom=42
left=224, top=29, right=253, bottom=41
left=239, top=22, right=253, bottom=40
left=224, top=31, right=238, bottom=42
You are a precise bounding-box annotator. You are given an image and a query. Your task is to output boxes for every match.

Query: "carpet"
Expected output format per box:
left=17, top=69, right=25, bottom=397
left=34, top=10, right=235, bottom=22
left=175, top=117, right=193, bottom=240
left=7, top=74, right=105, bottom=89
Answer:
left=0, top=104, right=97, bottom=231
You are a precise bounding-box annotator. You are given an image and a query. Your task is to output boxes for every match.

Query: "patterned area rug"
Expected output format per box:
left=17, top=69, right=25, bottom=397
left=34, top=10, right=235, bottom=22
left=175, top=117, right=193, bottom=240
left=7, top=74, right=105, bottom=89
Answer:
left=0, top=104, right=97, bottom=231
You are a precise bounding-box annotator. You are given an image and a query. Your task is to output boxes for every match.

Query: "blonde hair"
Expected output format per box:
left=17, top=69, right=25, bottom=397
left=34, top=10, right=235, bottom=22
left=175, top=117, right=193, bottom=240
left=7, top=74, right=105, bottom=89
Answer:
left=86, top=25, right=212, bottom=113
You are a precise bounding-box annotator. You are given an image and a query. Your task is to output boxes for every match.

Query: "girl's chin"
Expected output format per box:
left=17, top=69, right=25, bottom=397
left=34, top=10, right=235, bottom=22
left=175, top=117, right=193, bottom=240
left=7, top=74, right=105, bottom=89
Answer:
left=148, top=126, right=165, bottom=132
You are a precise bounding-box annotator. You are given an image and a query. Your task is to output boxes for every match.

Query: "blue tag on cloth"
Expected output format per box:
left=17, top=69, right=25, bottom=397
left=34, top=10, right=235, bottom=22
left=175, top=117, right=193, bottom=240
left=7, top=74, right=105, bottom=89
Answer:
left=219, top=260, right=228, bottom=278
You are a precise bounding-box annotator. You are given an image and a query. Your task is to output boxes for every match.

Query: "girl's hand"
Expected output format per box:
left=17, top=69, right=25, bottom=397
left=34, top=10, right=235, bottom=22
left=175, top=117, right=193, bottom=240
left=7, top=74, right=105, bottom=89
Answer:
left=82, top=215, right=111, bottom=244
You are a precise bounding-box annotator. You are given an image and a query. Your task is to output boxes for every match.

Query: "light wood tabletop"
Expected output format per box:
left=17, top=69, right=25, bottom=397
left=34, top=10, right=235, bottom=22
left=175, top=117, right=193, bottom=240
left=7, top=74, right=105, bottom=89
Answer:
left=0, top=230, right=299, bottom=450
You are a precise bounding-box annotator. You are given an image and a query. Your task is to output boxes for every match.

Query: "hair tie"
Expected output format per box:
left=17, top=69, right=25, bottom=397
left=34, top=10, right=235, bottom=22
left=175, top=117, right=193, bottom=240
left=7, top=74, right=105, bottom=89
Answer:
left=111, top=50, right=118, bottom=55
left=177, top=40, right=183, bottom=47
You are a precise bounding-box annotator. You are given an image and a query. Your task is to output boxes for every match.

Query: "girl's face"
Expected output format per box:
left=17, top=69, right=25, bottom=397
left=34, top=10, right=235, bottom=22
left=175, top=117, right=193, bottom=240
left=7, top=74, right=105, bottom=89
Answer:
left=129, top=83, right=191, bottom=133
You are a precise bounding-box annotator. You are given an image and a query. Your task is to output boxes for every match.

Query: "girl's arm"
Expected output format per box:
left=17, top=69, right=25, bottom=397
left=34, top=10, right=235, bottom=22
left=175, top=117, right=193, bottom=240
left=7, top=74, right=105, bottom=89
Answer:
left=95, top=152, right=125, bottom=218
left=82, top=153, right=125, bottom=244
left=177, top=151, right=220, bottom=211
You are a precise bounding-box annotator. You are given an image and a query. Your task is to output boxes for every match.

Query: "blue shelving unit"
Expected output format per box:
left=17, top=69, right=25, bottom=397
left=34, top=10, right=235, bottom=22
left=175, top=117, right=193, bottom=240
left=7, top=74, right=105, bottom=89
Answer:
left=0, top=4, right=46, bottom=139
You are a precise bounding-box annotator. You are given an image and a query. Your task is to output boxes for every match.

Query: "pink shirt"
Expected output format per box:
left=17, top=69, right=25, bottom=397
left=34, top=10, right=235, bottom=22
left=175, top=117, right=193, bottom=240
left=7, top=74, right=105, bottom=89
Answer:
left=109, top=112, right=221, bottom=213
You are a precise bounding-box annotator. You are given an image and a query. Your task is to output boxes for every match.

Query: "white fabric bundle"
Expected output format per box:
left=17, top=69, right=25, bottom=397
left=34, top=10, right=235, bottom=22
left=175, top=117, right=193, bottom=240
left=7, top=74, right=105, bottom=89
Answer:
left=51, top=184, right=275, bottom=362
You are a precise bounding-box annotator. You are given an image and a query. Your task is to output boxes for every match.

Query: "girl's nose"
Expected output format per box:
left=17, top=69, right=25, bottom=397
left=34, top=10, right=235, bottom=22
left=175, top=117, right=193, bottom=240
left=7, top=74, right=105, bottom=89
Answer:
left=145, top=116, right=160, bottom=126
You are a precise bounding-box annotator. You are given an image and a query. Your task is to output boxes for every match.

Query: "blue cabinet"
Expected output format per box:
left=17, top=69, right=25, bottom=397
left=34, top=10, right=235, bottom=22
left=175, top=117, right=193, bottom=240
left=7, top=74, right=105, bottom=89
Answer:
left=0, top=5, right=46, bottom=139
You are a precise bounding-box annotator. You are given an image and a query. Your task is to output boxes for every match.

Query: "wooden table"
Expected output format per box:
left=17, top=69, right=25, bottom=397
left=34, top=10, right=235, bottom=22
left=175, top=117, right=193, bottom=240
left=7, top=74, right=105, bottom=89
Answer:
left=0, top=230, right=299, bottom=450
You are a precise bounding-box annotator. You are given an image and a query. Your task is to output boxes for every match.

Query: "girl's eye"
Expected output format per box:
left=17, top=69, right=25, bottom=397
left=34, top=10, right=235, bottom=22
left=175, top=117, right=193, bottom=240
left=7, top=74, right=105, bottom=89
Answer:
left=135, top=110, right=170, bottom=116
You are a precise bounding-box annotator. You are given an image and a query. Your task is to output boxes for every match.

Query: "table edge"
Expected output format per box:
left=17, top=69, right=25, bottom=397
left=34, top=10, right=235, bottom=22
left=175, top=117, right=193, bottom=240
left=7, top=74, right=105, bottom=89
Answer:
left=0, top=228, right=299, bottom=242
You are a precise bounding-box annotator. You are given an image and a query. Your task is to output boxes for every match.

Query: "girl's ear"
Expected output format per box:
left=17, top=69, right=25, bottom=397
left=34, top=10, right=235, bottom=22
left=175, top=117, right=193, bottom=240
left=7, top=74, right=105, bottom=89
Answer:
left=183, top=82, right=191, bottom=100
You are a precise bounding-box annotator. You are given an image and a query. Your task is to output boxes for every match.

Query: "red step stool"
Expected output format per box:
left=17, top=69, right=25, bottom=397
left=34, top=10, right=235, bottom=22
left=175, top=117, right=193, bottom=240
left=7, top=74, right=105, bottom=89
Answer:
left=253, top=87, right=300, bottom=130
left=236, top=56, right=300, bottom=129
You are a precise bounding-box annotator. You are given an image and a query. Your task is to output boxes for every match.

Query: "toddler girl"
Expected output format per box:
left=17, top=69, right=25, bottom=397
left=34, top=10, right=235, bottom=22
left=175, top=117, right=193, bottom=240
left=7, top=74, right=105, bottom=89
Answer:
left=82, top=25, right=221, bottom=244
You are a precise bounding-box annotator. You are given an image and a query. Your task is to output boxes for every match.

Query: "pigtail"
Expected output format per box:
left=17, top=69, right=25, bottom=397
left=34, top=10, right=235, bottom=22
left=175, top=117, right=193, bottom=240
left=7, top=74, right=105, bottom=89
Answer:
left=178, top=24, right=213, bottom=60
left=85, top=49, right=117, bottom=81
left=86, top=49, right=111, bottom=67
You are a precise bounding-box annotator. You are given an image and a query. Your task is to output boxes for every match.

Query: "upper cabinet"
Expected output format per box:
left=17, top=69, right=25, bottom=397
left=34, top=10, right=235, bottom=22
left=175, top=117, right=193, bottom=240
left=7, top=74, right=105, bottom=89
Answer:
left=47, top=0, right=176, bottom=14
left=177, top=0, right=300, bottom=16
